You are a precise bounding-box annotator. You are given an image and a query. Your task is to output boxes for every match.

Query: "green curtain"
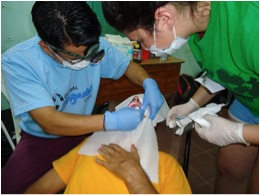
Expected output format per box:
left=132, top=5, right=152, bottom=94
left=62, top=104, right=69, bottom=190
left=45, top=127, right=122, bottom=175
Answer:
left=87, top=1, right=123, bottom=37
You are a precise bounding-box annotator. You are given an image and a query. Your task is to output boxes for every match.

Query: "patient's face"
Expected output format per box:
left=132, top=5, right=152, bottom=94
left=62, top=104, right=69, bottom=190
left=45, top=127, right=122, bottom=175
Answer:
left=128, top=96, right=142, bottom=109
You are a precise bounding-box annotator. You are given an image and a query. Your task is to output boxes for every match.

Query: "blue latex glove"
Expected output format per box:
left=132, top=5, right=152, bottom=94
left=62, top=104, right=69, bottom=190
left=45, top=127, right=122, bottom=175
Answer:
left=104, top=107, right=144, bottom=131
left=142, top=78, right=164, bottom=120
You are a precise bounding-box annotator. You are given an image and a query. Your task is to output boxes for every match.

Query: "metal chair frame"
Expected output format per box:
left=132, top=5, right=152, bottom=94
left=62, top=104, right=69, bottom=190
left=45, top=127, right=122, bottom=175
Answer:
left=1, top=76, right=21, bottom=150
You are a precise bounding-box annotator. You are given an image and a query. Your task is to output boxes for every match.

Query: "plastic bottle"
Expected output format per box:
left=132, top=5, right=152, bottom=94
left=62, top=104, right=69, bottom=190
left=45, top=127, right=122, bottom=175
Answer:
left=142, top=48, right=150, bottom=60
left=133, top=42, right=142, bottom=63
left=127, top=45, right=134, bottom=60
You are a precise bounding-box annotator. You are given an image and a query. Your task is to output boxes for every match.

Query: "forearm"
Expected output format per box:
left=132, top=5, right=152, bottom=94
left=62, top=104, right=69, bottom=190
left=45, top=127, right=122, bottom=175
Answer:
left=124, top=61, right=150, bottom=86
left=30, top=107, right=104, bottom=136
left=243, top=124, right=259, bottom=145
left=24, top=169, right=65, bottom=194
left=124, top=166, right=158, bottom=194
left=24, top=184, right=44, bottom=194
left=192, top=85, right=216, bottom=106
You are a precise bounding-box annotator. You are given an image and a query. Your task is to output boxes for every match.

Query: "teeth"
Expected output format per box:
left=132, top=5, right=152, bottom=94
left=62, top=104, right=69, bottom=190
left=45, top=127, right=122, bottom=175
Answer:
left=128, top=101, right=141, bottom=109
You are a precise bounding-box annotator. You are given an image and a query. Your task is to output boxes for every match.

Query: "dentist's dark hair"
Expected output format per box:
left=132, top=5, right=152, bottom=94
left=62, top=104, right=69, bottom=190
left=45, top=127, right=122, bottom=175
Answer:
left=32, top=1, right=101, bottom=49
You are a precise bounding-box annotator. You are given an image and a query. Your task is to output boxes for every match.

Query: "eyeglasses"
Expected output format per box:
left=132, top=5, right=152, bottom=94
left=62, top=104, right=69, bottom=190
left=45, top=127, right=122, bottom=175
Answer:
left=47, top=42, right=105, bottom=64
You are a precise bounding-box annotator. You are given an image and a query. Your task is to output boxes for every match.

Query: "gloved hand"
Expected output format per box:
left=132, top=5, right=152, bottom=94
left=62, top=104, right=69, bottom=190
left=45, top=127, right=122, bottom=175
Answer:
left=166, top=98, right=200, bottom=128
left=142, top=78, right=163, bottom=120
left=195, top=115, right=249, bottom=147
left=104, top=107, right=144, bottom=131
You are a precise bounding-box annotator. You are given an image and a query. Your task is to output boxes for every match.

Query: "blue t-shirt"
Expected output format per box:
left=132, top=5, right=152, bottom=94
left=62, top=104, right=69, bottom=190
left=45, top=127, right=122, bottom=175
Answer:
left=2, top=36, right=130, bottom=138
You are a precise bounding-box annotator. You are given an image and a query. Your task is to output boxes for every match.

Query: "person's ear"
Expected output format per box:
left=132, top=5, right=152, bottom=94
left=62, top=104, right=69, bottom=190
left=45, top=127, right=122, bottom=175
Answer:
left=154, top=5, right=175, bottom=32
left=38, top=41, right=52, bottom=55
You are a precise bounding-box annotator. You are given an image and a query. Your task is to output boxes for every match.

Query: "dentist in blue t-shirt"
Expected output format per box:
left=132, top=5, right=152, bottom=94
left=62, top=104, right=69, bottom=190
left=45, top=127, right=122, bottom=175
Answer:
left=1, top=2, right=163, bottom=194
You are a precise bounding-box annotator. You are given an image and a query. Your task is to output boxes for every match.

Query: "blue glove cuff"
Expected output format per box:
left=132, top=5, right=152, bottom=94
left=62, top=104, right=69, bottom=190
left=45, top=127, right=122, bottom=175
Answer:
left=104, top=111, right=117, bottom=131
left=143, top=78, right=157, bottom=90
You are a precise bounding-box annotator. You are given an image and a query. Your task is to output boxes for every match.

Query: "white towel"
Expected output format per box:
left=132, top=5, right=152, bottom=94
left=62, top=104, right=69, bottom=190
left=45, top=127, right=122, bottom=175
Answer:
left=78, top=94, right=170, bottom=184
left=175, top=103, right=225, bottom=135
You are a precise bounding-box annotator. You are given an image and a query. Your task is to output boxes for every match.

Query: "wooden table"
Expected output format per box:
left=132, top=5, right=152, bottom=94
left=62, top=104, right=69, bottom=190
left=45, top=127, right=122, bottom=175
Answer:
left=95, top=56, right=184, bottom=105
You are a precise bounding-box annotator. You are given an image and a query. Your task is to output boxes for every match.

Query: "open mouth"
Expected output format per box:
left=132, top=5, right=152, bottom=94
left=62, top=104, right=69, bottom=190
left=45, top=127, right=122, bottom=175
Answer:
left=128, top=96, right=142, bottom=109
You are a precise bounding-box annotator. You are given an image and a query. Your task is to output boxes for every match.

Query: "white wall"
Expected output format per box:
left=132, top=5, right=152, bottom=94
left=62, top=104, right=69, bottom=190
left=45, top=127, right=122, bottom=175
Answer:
left=172, top=43, right=202, bottom=77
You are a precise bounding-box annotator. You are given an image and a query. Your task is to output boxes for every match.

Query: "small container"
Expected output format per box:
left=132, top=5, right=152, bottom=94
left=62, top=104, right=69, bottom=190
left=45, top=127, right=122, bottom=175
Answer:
left=160, top=53, right=168, bottom=61
left=142, top=49, right=150, bottom=60
left=133, top=42, right=142, bottom=63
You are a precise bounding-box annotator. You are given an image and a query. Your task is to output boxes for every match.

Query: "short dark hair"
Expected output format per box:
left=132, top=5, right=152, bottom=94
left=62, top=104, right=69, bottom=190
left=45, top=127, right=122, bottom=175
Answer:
left=32, top=1, right=101, bottom=49
left=102, top=2, right=169, bottom=32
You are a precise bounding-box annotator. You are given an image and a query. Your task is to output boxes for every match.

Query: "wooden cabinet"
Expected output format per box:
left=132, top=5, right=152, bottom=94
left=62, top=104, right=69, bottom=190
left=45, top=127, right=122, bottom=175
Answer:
left=95, top=56, right=184, bottom=105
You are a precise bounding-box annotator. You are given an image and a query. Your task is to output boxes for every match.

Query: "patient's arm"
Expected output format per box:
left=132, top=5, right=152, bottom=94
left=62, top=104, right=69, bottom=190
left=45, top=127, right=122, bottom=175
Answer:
left=95, top=144, right=158, bottom=194
left=24, top=168, right=66, bottom=194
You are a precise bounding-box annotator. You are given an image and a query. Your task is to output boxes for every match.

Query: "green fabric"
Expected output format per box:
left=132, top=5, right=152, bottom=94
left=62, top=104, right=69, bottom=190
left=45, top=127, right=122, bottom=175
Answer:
left=189, top=1, right=259, bottom=116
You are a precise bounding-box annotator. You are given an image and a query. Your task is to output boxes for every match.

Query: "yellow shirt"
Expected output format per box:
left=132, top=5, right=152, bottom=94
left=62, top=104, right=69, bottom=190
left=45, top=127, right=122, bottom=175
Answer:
left=53, top=140, right=192, bottom=194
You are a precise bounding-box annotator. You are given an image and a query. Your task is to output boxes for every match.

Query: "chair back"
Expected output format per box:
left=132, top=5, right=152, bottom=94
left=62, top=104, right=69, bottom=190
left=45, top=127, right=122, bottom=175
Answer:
left=1, top=76, right=21, bottom=144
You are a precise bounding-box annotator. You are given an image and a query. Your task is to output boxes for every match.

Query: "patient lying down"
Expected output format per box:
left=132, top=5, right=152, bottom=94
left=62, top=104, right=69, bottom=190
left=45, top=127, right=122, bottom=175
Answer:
left=24, top=96, right=191, bottom=194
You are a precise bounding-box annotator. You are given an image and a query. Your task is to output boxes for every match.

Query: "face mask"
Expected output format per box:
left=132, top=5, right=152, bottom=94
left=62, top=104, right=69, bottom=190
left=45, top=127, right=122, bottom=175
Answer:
left=148, top=25, right=190, bottom=57
left=53, top=52, right=90, bottom=70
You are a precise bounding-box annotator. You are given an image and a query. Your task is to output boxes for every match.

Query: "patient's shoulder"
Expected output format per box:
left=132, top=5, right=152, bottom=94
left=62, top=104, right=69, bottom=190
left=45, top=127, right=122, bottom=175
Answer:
left=159, top=151, right=178, bottom=162
left=158, top=151, right=182, bottom=170
left=158, top=151, right=192, bottom=193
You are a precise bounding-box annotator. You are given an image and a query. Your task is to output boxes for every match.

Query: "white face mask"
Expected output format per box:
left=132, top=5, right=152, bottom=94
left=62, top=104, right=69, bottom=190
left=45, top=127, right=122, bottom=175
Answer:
left=148, top=25, right=190, bottom=57
left=53, top=52, right=90, bottom=70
